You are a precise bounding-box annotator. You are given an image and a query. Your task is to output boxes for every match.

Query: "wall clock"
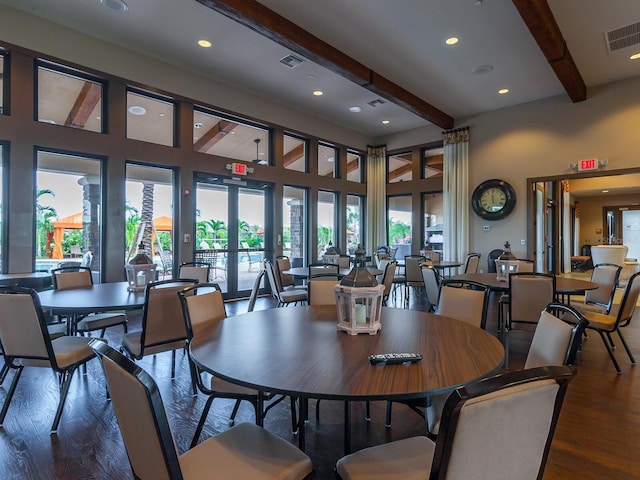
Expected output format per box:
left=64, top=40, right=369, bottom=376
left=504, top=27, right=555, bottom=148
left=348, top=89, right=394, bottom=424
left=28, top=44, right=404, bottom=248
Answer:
left=471, top=179, right=516, bottom=220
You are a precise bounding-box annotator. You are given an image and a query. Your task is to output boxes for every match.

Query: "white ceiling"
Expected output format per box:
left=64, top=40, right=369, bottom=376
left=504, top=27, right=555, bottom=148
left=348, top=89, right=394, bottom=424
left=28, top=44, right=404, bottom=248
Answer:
left=1, top=0, right=639, bottom=138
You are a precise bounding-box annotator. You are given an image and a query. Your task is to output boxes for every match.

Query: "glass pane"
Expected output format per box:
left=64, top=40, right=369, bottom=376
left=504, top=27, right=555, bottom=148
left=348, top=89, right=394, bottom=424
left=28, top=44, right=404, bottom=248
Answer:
left=423, top=147, right=443, bottom=179
left=347, top=194, right=363, bottom=255
left=284, top=134, right=306, bottom=172
left=127, top=91, right=174, bottom=146
left=37, top=65, right=103, bottom=132
left=388, top=195, right=412, bottom=259
left=195, top=183, right=229, bottom=293
left=318, top=190, right=336, bottom=259
left=0, top=145, right=3, bottom=271
left=36, top=151, right=103, bottom=280
left=193, top=109, right=269, bottom=164
left=423, top=193, right=444, bottom=257
left=125, top=163, right=175, bottom=279
left=347, top=151, right=362, bottom=182
left=388, top=152, right=412, bottom=183
left=318, top=143, right=336, bottom=178
left=283, top=185, right=306, bottom=268
left=238, top=188, right=265, bottom=291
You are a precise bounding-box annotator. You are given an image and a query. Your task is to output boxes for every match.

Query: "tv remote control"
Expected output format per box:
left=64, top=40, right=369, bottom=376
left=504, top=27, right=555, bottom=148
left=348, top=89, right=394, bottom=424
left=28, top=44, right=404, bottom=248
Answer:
left=369, top=353, right=423, bottom=365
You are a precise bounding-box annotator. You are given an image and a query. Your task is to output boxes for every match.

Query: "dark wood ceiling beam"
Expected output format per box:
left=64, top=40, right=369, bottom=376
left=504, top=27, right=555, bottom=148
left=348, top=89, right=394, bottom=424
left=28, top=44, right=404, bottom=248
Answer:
left=194, top=120, right=237, bottom=152
left=512, top=0, right=586, bottom=102
left=196, top=0, right=454, bottom=129
left=65, top=82, right=101, bottom=128
left=389, top=163, right=412, bottom=182
left=283, top=143, right=304, bottom=167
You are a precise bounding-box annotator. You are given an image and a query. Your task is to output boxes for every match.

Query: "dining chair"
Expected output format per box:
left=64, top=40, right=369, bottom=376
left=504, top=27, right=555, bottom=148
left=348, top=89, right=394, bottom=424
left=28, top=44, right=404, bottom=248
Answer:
left=178, top=283, right=296, bottom=447
left=0, top=286, right=98, bottom=432
left=463, top=252, right=481, bottom=273
left=577, top=270, right=640, bottom=373
left=247, top=266, right=265, bottom=312
left=89, top=340, right=314, bottom=480
left=402, top=255, right=425, bottom=304
left=379, top=260, right=397, bottom=306
left=50, top=266, right=128, bottom=337
left=385, top=279, right=490, bottom=428
left=573, top=263, right=621, bottom=315
left=338, top=255, right=351, bottom=269
left=178, top=261, right=211, bottom=283
left=121, top=279, right=198, bottom=378
left=274, top=255, right=298, bottom=290
left=264, top=260, right=307, bottom=307
left=308, top=278, right=339, bottom=305
left=336, top=366, right=576, bottom=480
left=420, top=264, right=441, bottom=312
left=426, top=303, right=588, bottom=436
left=501, top=272, right=556, bottom=369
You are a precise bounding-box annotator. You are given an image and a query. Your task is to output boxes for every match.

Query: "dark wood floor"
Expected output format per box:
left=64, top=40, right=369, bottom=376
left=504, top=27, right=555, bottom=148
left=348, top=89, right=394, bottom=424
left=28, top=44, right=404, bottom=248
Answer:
left=1, top=288, right=639, bottom=479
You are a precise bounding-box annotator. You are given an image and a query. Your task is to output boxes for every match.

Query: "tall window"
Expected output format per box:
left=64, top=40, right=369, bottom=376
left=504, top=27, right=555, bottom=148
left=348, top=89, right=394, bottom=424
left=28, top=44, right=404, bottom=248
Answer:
left=318, top=142, right=337, bottom=178
left=36, top=151, right=103, bottom=279
left=347, top=150, right=362, bottom=182
left=423, top=193, right=444, bottom=256
left=193, top=108, right=270, bottom=164
left=37, top=62, right=104, bottom=132
left=0, top=52, right=5, bottom=115
left=0, top=144, right=4, bottom=271
left=283, top=186, right=306, bottom=267
left=318, top=190, right=336, bottom=259
left=284, top=133, right=306, bottom=172
left=346, top=194, right=363, bottom=254
left=423, top=146, right=443, bottom=179
left=388, top=195, right=412, bottom=258
left=388, top=152, right=412, bottom=183
left=127, top=89, right=175, bottom=146
left=125, top=163, right=175, bottom=278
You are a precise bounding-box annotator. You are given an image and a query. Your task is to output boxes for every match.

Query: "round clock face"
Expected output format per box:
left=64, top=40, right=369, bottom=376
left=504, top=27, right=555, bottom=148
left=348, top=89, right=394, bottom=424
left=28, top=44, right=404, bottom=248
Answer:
left=471, top=179, right=516, bottom=220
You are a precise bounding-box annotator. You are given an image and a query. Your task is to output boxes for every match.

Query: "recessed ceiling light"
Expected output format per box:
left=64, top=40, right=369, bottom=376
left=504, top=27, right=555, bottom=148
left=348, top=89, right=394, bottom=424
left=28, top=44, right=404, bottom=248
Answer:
left=198, top=40, right=212, bottom=48
left=100, top=0, right=128, bottom=12
left=498, top=88, right=510, bottom=95
left=445, top=37, right=459, bottom=45
left=128, top=105, right=146, bottom=115
left=349, top=106, right=362, bottom=113
left=382, top=120, right=390, bottom=124
left=472, top=65, right=494, bottom=74
left=194, top=122, right=204, bottom=129
left=602, top=190, right=609, bottom=193
left=630, top=52, right=640, bottom=60
left=313, top=90, right=323, bottom=96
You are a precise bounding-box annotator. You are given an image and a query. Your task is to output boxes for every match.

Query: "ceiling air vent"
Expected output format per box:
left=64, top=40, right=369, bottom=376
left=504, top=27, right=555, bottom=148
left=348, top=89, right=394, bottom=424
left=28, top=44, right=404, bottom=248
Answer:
left=279, top=54, right=304, bottom=68
left=367, top=99, right=386, bottom=108
left=605, top=22, right=640, bottom=53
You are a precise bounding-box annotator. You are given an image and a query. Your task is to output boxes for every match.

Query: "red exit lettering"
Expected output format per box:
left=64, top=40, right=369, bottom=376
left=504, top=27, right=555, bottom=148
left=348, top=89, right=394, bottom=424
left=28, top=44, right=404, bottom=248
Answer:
left=232, top=162, right=247, bottom=175
left=578, top=158, right=598, bottom=171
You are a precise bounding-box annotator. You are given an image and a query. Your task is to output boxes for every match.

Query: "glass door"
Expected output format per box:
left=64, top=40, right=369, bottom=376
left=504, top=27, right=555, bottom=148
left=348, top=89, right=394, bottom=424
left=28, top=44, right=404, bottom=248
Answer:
left=195, top=175, right=270, bottom=298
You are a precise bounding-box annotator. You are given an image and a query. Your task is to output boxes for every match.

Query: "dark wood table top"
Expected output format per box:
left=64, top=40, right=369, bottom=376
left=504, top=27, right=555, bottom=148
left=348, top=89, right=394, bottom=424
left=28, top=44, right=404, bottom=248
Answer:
left=450, top=272, right=598, bottom=294
left=190, top=305, right=504, bottom=401
left=0, top=272, right=52, bottom=291
left=37, top=281, right=146, bottom=314
left=284, top=266, right=382, bottom=279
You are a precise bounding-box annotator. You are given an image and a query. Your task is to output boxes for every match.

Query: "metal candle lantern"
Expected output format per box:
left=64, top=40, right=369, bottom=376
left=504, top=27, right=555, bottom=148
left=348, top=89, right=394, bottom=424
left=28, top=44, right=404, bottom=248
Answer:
left=334, top=245, right=384, bottom=335
left=125, top=242, right=157, bottom=292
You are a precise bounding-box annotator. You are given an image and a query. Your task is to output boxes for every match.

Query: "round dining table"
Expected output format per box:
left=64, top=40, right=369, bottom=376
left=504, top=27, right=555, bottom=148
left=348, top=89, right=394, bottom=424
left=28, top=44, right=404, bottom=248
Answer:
left=284, top=266, right=382, bottom=278
left=189, top=305, right=504, bottom=452
left=38, top=281, right=146, bottom=314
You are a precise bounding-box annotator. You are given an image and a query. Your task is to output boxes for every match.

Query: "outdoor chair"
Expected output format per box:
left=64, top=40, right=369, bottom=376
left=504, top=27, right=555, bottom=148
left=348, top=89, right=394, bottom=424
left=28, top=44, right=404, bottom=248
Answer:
left=179, top=261, right=211, bottom=283
left=89, top=340, right=313, bottom=480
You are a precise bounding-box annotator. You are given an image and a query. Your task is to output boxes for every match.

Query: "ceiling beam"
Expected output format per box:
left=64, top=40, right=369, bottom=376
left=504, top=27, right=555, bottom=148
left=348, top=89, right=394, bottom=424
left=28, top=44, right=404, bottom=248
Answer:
left=196, top=0, right=454, bottom=129
left=194, top=120, right=238, bottom=153
left=65, top=82, right=101, bottom=128
left=512, top=0, right=586, bottom=102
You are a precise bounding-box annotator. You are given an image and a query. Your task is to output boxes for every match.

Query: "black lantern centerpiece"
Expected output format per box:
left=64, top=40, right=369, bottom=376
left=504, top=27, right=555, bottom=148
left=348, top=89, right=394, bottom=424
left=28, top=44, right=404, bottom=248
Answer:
left=334, top=245, right=384, bottom=335
left=125, top=242, right=157, bottom=292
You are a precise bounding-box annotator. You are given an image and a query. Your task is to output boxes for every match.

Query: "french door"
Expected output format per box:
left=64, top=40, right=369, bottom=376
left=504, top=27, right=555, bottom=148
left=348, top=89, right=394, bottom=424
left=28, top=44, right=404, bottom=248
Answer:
left=194, top=174, right=271, bottom=298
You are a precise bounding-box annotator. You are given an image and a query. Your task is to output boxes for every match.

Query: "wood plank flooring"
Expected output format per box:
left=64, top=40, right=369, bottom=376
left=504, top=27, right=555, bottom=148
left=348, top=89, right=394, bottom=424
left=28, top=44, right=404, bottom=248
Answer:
left=1, top=287, right=639, bottom=479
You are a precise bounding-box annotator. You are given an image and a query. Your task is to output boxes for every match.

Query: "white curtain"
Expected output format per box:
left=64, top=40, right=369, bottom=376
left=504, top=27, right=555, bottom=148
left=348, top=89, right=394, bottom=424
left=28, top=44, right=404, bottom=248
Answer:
left=366, top=145, right=387, bottom=255
left=443, top=128, right=469, bottom=262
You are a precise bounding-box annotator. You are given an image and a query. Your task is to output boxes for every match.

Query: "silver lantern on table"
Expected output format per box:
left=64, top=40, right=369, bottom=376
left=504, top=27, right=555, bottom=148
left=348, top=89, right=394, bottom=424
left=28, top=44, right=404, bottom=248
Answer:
left=125, top=242, right=157, bottom=292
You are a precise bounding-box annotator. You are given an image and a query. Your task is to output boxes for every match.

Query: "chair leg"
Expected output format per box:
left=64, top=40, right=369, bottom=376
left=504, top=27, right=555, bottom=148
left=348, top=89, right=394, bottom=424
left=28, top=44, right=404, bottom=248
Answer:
left=171, top=350, right=176, bottom=379
left=51, top=367, right=78, bottom=432
left=598, top=331, right=622, bottom=373
left=0, top=365, right=23, bottom=425
left=290, top=397, right=298, bottom=435
left=385, top=401, right=393, bottom=428
left=229, top=398, right=242, bottom=423
left=616, top=329, right=636, bottom=365
left=365, top=401, right=371, bottom=421
left=191, top=395, right=215, bottom=448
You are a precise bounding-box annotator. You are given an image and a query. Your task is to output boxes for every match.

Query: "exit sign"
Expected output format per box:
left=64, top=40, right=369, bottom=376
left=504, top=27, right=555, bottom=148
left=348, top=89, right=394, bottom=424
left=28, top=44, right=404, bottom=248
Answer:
left=578, top=158, right=598, bottom=171
left=231, top=162, right=247, bottom=176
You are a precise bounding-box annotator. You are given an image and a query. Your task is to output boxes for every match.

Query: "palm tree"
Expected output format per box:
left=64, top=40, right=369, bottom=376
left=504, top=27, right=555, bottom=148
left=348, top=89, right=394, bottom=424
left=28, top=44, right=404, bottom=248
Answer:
left=36, top=189, right=58, bottom=258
